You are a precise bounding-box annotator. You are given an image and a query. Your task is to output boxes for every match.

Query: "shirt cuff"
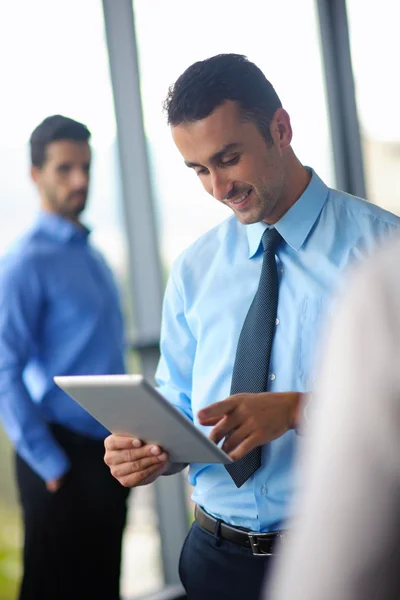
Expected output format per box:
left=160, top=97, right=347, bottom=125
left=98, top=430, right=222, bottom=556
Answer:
left=19, top=442, right=71, bottom=482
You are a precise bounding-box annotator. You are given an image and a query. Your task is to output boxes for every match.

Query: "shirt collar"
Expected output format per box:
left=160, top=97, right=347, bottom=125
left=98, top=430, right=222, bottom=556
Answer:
left=246, top=168, right=329, bottom=258
left=36, top=211, right=91, bottom=243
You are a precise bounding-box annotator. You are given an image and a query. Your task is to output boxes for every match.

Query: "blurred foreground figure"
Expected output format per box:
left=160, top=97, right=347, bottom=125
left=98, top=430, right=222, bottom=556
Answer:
left=0, top=115, right=129, bottom=600
left=267, top=234, right=400, bottom=600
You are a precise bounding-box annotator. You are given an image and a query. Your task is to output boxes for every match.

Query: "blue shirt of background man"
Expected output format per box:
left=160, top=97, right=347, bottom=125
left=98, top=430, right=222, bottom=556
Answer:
left=156, top=169, right=400, bottom=532
left=0, top=212, right=125, bottom=482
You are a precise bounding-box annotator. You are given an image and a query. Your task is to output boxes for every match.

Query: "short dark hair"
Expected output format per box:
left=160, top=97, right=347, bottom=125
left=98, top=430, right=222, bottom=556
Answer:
left=164, top=54, right=282, bottom=145
left=30, top=114, right=91, bottom=167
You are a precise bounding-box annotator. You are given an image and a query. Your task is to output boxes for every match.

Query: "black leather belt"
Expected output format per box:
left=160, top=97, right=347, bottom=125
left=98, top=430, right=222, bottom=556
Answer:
left=194, top=504, right=286, bottom=557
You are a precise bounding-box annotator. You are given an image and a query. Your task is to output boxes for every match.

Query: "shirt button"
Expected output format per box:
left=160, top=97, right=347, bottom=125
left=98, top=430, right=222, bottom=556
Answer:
left=275, top=318, right=280, bottom=325
left=269, top=374, right=276, bottom=381
left=280, top=268, right=284, bottom=274
left=262, top=484, right=268, bottom=496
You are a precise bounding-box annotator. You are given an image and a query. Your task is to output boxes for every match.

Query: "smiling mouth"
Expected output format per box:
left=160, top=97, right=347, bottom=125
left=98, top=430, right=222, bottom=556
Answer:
left=230, top=188, right=252, bottom=207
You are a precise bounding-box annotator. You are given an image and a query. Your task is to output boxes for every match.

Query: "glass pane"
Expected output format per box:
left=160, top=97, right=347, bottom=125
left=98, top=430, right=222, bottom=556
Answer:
left=347, top=0, right=400, bottom=213
left=0, top=1, right=132, bottom=329
left=133, top=0, right=335, bottom=267
left=0, top=2, right=157, bottom=598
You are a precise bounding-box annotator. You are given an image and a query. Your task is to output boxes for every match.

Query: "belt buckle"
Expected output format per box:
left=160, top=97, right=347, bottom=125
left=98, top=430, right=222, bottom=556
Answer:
left=248, top=532, right=278, bottom=557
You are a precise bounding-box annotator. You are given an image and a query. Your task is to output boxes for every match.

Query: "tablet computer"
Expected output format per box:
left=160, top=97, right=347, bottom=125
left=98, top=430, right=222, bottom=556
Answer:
left=54, top=374, right=232, bottom=464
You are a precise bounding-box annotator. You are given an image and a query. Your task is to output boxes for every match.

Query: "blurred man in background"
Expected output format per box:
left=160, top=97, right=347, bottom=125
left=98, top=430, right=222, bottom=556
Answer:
left=0, top=115, right=129, bottom=600
left=267, top=234, right=400, bottom=600
left=104, top=54, right=400, bottom=599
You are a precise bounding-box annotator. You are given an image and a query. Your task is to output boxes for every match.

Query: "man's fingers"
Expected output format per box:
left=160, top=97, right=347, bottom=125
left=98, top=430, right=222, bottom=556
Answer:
left=106, top=445, right=164, bottom=465
left=225, top=436, right=257, bottom=461
left=104, top=434, right=141, bottom=451
left=209, top=414, right=242, bottom=444
left=46, top=480, right=61, bottom=493
left=116, top=448, right=167, bottom=468
left=104, top=435, right=169, bottom=488
left=110, top=453, right=168, bottom=478
left=198, top=415, right=222, bottom=426
left=117, top=462, right=168, bottom=488
left=198, top=398, right=236, bottom=422
left=104, top=436, right=165, bottom=465
left=221, top=424, right=253, bottom=454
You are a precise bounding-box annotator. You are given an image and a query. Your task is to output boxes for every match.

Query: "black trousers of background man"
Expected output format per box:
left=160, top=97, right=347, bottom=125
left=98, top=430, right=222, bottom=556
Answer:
left=179, top=521, right=274, bottom=600
left=15, top=424, right=130, bottom=600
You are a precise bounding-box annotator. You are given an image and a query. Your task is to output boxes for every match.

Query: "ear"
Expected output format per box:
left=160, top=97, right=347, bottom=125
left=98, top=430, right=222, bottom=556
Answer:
left=31, top=165, right=41, bottom=184
left=271, top=108, right=293, bottom=149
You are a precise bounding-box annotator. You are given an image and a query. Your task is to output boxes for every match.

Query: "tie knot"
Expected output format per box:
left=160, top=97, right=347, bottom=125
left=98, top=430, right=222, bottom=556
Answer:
left=261, top=228, right=282, bottom=253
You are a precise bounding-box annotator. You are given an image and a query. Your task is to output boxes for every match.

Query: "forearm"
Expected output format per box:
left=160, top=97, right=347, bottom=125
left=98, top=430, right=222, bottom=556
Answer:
left=0, top=374, right=70, bottom=480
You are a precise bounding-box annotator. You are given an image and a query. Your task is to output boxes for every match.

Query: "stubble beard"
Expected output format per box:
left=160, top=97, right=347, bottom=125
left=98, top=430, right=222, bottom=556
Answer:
left=47, top=190, right=87, bottom=221
left=257, top=172, right=286, bottom=224
left=235, top=184, right=282, bottom=225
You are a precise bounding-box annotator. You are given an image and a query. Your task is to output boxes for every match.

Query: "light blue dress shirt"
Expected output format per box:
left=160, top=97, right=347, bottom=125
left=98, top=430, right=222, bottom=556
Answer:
left=0, top=212, right=125, bottom=482
left=156, top=169, right=400, bottom=532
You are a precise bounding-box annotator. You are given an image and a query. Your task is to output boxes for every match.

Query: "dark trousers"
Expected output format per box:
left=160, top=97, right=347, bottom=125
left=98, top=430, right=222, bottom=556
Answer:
left=15, top=424, right=130, bottom=600
left=179, top=521, right=274, bottom=600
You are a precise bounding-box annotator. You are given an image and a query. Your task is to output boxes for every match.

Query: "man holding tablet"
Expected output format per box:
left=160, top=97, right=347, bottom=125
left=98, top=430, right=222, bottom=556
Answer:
left=104, top=54, right=400, bottom=599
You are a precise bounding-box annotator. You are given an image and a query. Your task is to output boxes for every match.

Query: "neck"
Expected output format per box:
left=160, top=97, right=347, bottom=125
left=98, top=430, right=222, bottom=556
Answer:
left=40, top=203, right=83, bottom=229
left=264, top=153, right=311, bottom=224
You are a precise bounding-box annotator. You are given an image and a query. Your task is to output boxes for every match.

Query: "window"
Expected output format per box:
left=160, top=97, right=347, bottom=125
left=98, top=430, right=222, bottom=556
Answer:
left=347, top=0, right=400, bottom=213
left=0, top=2, right=142, bottom=598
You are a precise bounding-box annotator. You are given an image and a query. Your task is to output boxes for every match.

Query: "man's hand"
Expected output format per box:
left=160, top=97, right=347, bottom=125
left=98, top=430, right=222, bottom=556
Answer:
left=198, top=392, right=300, bottom=461
left=104, top=435, right=169, bottom=487
left=46, top=475, right=66, bottom=493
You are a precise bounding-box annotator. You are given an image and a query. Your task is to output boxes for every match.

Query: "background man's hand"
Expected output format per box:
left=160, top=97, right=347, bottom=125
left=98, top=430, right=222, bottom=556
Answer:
left=198, top=392, right=300, bottom=461
left=46, top=475, right=66, bottom=493
left=104, top=435, right=169, bottom=487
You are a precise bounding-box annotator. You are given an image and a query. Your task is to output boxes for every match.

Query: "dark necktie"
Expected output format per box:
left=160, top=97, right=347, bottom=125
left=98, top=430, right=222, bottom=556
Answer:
left=225, top=228, right=282, bottom=488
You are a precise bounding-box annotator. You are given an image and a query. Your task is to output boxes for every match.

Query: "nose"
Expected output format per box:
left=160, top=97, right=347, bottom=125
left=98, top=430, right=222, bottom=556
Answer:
left=210, top=170, right=233, bottom=202
left=71, top=167, right=89, bottom=189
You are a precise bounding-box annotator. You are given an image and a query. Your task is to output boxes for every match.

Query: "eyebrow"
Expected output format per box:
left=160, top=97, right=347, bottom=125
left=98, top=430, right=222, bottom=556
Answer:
left=56, top=162, right=90, bottom=169
left=184, top=143, right=242, bottom=169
